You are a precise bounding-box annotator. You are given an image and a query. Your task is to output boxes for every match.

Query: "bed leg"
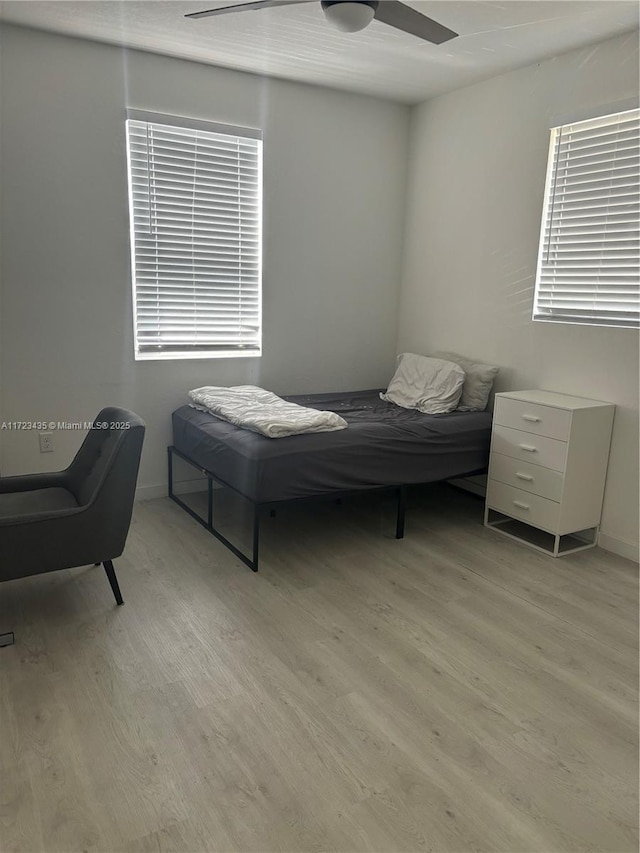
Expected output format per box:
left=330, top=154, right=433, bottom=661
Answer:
left=251, top=506, right=260, bottom=572
left=207, top=478, right=214, bottom=529
left=396, top=486, right=406, bottom=539
left=167, top=446, right=174, bottom=498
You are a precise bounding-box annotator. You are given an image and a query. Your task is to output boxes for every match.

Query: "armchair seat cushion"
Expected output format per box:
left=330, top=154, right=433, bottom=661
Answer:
left=0, top=487, right=78, bottom=521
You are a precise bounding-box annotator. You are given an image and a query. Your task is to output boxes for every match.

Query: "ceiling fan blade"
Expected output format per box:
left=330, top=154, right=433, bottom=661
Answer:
left=186, top=0, right=315, bottom=19
left=373, top=1, right=458, bottom=44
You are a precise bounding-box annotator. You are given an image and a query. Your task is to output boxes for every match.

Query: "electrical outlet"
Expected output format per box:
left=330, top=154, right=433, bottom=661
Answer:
left=39, top=432, right=54, bottom=453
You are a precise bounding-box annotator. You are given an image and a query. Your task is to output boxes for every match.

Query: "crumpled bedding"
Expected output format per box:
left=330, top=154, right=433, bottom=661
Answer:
left=188, top=385, right=348, bottom=439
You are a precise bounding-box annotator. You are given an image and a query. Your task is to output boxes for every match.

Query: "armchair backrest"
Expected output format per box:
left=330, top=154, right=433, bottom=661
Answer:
left=66, top=408, right=145, bottom=555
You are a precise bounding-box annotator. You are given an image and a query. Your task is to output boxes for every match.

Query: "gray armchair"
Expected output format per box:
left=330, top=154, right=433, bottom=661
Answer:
left=0, top=407, right=145, bottom=612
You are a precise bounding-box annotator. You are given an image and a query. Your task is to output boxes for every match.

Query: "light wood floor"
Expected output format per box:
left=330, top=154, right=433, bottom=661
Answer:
left=0, top=485, right=637, bottom=853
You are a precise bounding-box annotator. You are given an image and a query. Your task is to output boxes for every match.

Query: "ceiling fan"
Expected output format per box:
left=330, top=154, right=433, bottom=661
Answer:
left=185, top=0, right=458, bottom=44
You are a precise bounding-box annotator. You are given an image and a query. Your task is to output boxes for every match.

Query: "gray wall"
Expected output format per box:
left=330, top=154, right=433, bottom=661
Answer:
left=0, top=24, right=409, bottom=495
left=398, top=32, right=639, bottom=558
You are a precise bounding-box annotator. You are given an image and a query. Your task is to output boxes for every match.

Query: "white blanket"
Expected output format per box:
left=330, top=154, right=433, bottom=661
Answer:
left=189, top=385, right=348, bottom=439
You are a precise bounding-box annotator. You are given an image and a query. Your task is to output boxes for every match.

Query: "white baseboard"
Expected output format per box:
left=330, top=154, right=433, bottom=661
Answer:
left=597, top=532, right=639, bottom=562
left=136, top=478, right=207, bottom=502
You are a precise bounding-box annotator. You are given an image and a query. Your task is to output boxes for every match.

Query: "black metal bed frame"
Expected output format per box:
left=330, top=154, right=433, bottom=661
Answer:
left=167, top=444, right=408, bottom=572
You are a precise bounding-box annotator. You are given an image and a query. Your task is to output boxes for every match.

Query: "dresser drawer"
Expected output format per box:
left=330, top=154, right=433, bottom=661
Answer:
left=487, top=480, right=560, bottom=533
left=488, top=453, right=564, bottom=502
left=492, top=424, right=568, bottom=472
left=494, top=397, right=571, bottom=441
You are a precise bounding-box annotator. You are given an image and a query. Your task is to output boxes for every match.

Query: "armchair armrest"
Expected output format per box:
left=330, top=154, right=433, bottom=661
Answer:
left=0, top=503, right=84, bottom=528
left=0, top=471, right=68, bottom=494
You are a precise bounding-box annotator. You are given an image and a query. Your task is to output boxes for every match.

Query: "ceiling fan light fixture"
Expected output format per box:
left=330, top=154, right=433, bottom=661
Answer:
left=321, top=0, right=377, bottom=33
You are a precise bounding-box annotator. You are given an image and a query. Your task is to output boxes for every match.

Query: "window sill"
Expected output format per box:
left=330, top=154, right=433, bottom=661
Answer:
left=532, top=317, right=638, bottom=330
left=135, top=349, right=262, bottom=362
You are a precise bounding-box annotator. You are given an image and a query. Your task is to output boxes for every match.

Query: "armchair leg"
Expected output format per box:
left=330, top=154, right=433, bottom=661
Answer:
left=103, top=560, right=124, bottom=606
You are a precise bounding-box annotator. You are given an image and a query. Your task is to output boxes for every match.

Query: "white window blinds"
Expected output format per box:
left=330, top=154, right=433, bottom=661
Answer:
left=126, top=110, right=262, bottom=359
left=533, top=108, right=639, bottom=329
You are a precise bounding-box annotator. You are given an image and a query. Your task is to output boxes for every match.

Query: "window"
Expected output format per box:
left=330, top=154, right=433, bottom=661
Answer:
left=125, top=110, right=262, bottom=360
left=533, top=108, right=639, bottom=329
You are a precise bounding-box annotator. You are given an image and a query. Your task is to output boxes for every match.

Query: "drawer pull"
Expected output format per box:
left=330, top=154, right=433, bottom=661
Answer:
left=519, top=444, right=537, bottom=452
left=512, top=500, right=530, bottom=510
left=515, top=472, right=533, bottom=481
left=522, top=414, right=541, bottom=423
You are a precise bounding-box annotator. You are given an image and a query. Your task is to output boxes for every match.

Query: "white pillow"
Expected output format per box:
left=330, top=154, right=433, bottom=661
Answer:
left=381, top=353, right=465, bottom=414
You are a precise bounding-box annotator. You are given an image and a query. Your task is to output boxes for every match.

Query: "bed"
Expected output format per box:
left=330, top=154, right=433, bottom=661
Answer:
left=169, top=389, right=492, bottom=571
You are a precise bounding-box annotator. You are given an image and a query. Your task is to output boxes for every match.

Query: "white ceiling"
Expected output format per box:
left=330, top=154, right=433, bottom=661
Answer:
left=0, top=0, right=637, bottom=102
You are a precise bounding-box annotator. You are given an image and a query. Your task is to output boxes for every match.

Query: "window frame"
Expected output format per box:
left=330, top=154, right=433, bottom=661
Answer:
left=125, top=110, right=263, bottom=361
left=532, top=107, right=639, bottom=330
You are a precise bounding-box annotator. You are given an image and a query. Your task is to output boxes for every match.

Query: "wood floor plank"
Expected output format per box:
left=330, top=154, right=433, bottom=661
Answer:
left=0, top=484, right=637, bottom=852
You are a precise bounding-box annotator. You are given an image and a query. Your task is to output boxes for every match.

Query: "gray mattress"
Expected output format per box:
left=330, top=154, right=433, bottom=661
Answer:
left=172, top=390, right=492, bottom=503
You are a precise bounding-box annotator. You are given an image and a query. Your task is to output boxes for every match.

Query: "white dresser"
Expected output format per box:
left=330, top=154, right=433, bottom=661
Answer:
left=484, top=390, right=614, bottom=556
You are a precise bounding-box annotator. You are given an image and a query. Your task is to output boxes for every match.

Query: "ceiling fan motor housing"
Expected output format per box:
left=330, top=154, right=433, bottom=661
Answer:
left=320, top=0, right=379, bottom=9
left=321, top=0, right=379, bottom=32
